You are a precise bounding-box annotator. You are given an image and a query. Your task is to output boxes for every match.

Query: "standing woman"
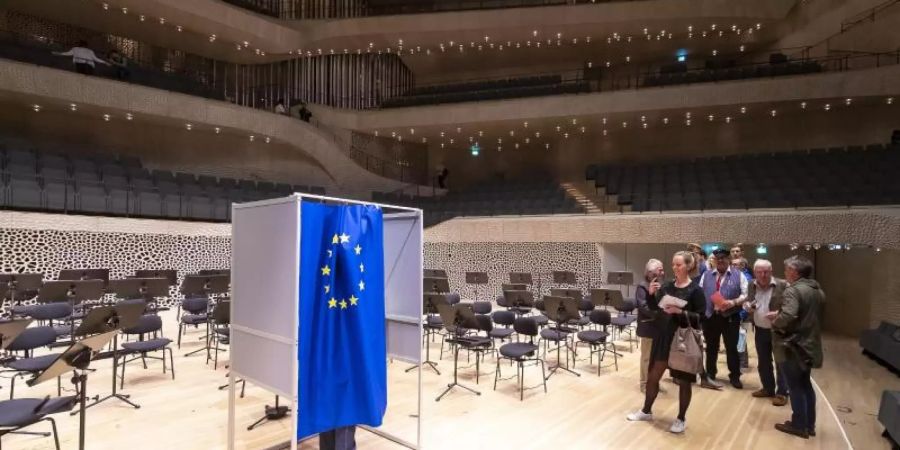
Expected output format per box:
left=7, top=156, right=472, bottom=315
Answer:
left=626, top=251, right=707, bottom=434
left=636, top=259, right=665, bottom=393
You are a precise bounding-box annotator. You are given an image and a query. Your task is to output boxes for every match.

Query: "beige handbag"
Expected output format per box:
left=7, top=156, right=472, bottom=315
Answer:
left=668, top=313, right=704, bottom=374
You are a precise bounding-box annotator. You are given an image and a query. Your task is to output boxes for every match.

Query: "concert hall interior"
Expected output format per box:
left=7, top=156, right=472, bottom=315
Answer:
left=1, top=0, right=900, bottom=449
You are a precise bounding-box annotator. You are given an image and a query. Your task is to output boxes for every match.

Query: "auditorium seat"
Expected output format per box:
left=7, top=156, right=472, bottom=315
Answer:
left=76, top=183, right=108, bottom=213
left=7, top=174, right=43, bottom=209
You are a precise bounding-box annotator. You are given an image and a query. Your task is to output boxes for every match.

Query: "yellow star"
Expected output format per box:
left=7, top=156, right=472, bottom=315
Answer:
left=328, top=298, right=337, bottom=308
left=354, top=244, right=362, bottom=255
left=359, top=263, right=365, bottom=273
left=331, top=234, right=339, bottom=244
left=324, top=285, right=330, bottom=294
left=349, top=295, right=359, bottom=306
left=339, top=233, right=350, bottom=244
left=358, top=280, right=366, bottom=291
left=339, top=299, right=348, bottom=309
left=321, top=265, right=331, bottom=276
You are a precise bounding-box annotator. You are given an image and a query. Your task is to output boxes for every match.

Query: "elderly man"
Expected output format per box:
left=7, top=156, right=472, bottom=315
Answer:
left=745, top=260, right=789, bottom=406
left=768, top=256, right=825, bottom=439
left=699, top=248, right=748, bottom=389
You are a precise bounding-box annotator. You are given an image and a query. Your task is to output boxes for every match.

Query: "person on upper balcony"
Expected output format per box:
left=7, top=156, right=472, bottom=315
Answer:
left=53, top=40, right=109, bottom=76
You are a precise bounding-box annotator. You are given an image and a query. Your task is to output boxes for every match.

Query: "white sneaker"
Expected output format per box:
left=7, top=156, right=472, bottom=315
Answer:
left=626, top=410, right=653, bottom=422
left=669, top=419, right=686, bottom=433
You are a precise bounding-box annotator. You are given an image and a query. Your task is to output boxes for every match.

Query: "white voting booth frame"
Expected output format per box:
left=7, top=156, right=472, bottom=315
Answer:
left=227, top=194, right=424, bottom=450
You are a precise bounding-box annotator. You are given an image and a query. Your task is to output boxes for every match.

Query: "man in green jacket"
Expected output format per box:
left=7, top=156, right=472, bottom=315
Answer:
left=767, top=255, right=825, bottom=439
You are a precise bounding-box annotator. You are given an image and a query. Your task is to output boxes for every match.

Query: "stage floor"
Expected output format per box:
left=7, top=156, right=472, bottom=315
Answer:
left=6, top=310, right=885, bottom=450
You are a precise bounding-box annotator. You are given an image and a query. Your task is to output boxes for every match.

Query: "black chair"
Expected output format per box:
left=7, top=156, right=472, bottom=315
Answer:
left=1, top=326, right=61, bottom=399
left=210, top=300, right=231, bottom=370
left=471, top=301, right=492, bottom=315
left=489, top=310, right=516, bottom=343
left=24, top=303, right=73, bottom=337
left=611, top=299, right=638, bottom=352
left=119, top=315, right=175, bottom=387
left=575, top=309, right=618, bottom=375
left=177, top=296, right=208, bottom=348
left=0, top=396, right=77, bottom=450
left=493, top=317, right=547, bottom=401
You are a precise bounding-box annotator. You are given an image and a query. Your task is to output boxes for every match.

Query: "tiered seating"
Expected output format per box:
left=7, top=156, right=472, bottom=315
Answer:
left=585, top=144, right=900, bottom=212
left=374, top=180, right=583, bottom=226
left=0, top=143, right=325, bottom=221
left=643, top=59, right=822, bottom=88
left=382, top=75, right=589, bottom=108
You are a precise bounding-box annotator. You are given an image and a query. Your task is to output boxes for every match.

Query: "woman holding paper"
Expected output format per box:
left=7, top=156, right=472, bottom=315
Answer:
left=627, top=251, right=707, bottom=434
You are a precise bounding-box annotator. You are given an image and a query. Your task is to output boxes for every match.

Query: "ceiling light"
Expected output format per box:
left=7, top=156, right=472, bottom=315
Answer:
left=185, top=123, right=193, bottom=130
left=887, top=97, right=894, bottom=104
left=176, top=26, right=183, bottom=32
left=139, top=15, right=145, bottom=22
left=209, top=34, right=216, bottom=42
left=525, top=138, right=530, bottom=143
left=685, top=112, right=691, bottom=118
left=121, top=7, right=128, bottom=14
left=102, top=3, right=109, bottom=10
left=686, top=119, right=691, bottom=126
left=265, top=137, right=271, bottom=144
left=159, top=17, right=166, bottom=25
left=770, top=109, right=777, bottom=117
left=740, top=106, right=747, bottom=114
left=622, top=121, right=628, bottom=128
left=642, top=123, right=648, bottom=129
left=214, top=127, right=221, bottom=134
left=662, top=117, right=669, bottom=124
left=602, top=129, right=608, bottom=136
left=824, top=103, right=831, bottom=111
left=800, top=101, right=807, bottom=109
left=31, top=104, right=41, bottom=112
left=708, top=114, right=714, bottom=121
left=845, top=98, right=852, bottom=105
left=739, top=45, right=745, bottom=52
left=125, top=113, right=133, bottom=121
left=69, top=103, right=77, bottom=111
left=725, top=116, right=732, bottom=123
left=103, top=114, right=111, bottom=121
left=545, top=143, right=550, bottom=149
left=249, top=135, right=255, bottom=142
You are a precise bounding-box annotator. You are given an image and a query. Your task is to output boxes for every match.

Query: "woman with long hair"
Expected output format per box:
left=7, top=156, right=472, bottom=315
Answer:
left=626, top=251, right=707, bottom=434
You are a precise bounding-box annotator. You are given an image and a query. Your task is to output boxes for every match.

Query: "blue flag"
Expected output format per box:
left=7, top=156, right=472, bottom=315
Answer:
left=298, top=202, right=387, bottom=439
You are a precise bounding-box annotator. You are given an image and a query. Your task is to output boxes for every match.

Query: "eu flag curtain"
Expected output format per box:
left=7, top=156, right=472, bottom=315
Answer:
left=298, top=202, right=387, bottom=439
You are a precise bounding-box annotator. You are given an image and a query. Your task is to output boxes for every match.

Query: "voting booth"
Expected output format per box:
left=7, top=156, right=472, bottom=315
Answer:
left=227, top=194, right=423, bottom=450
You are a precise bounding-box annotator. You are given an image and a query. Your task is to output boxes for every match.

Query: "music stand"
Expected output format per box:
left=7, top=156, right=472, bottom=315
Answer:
left=75, top=301, right=146, bottom=411
left=552, top=271, right=577, bottom=285
left=109, top=277, right=170, bottom=312
left=57, top=268, right=110, bottom=286
left=508, top=272, right=533, bottom=285
left=464, top=272, right=488, bottom=302
left=502, top=290, right=534, bottom=316
left=197, top=269, right=230, bottom=276
left=132, top=270, right=178, bottom=286
left=424, top=269, right=448, bottom=278
left=542, top=295, right=581, bottom=379
left=180, top=274, right=230, bottom=360
left=423, top=277, right=450, bottom=294
left=0, top=318, right=33, bottom=351
left=501, top=283, right=527, bottom=292
left=0, top=273, right=43, bottom=315
left=435, top=303, right=484, bottom=401
left=38, top=280, right=105, bottom=342
left=607, top=271, right=635, bottom=297
left=28, top=330, right=117, bottom=450
left=550, top=288, right=583, bottom=302
left=406, top=293, right=449, bottom=375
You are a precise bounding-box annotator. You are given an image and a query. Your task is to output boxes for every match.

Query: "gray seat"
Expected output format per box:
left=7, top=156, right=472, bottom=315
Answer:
left=77, top=183, right=108, bottom=213
left=8, top=174, right=42, bottom=208
left=0, top=396, right=77, bottom=450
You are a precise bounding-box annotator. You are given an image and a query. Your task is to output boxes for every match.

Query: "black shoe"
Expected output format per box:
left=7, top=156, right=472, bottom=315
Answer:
left=785, top=421, right=815, bottom=437
left=775, top=422, right=809, bottom=439
left=730, top=377, right=743, bottom=389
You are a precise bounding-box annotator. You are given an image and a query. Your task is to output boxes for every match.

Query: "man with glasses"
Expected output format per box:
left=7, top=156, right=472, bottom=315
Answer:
left=745, top=259, right=789, bottom=406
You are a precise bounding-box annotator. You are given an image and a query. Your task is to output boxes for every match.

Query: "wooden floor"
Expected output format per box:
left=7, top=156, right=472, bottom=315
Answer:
left=6, top=310, right=886, bottom=450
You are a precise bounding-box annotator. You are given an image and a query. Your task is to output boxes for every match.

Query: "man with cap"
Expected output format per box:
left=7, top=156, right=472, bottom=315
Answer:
left=698, top=248, right=748, bottom=389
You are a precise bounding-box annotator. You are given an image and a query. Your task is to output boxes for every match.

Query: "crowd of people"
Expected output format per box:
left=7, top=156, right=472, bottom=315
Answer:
left=628, top=244, right=826, bottom=439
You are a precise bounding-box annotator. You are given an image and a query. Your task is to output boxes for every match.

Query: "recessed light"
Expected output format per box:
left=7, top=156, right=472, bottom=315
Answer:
left=159, top=17, right=166, bottom=25
left=265, top=137, right=271, bottom=144
left=888, top=97, right=895, bottom=105
left=185, top=123, right=193, bottom=130
left=121, top=7, right=128, bottom=14
left=800, top=101, right=807, bottom=109
left=209, top=34, right=216, bottom=42
left=845, top=98, right=852, bottom=105
left=32, top=104, right=41, bottom=112
left=139, top=15, right=145, bottom=22
left=214, top=127, right=221, bottom=134
left=662, top=117, right=669, bottom=124
left=102, top=3, right=109, bottom=10
left=770, top=109, right=777, bottom=117
left=740, top=106, right=747, bottom=114
left=103, top=114, right=111, bottom=121
left=125, top=113, right=133, bottom=121
left=824, top=103, right=831, bottom=111
left=725, top=116, right=732, bottom=123
left=69, top=103, right=77, bottom=111
left=249, top=135, right=255, bottom=142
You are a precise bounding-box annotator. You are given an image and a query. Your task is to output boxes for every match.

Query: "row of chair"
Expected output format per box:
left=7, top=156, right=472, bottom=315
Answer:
left=382, top=81, right=589, bottom=108
left=643, top=60, right=822, bottom=87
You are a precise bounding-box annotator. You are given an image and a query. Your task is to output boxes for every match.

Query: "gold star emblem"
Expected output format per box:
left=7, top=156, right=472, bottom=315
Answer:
left=331, top=234, right=339, bottom=244
left=324, top=285, right=330, bottom=294
left=359, top=263, right=365, bottom=273
left=339, top=299, right=348, bottom=309
left=321, top=265, right=331, bottom=276
left=328, top=298, right=337, bottom=308
left=349, top=295, right=358, bottom=306
left=339, top=233, right=350, bottom=244
left=358, top=280, right=366, bottom=291
left=354, top=244, right=362, bottom=255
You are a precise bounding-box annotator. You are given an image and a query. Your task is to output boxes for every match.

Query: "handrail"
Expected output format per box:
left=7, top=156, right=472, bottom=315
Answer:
left=841, top=0, right=900, bottom=32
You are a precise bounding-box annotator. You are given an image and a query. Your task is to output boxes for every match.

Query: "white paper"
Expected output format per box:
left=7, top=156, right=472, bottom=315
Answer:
left=659, top=294, right=688, bottom=309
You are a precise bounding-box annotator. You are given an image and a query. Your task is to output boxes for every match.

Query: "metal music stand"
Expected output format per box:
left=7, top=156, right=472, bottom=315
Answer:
left=508, top=272, right=533, bottom=285
left=73, top=301, right=145, bottom=411
left=132, top=270, right=178, bottom=286
left=424, top=269, right=448, bottom=278
left=38, top=280, right=105, bottom=343
left=589, top=288, right=618, bottom=310
left=464, top=272, right=488, bottom=302
left=423, top=277, right=450, bottom=294
left=197, top=269, right=230, bottom=276
left=57, top=269, right=110, bottom=287
left=180, top=274, right=230, bottom=361
left=435, top=303, right=484, bottom=401
left=501, top=283, right=528, bottom=292
left=28, top=330, right=118, bottom=450
left=550, top=288, right=583, bottom=302
left=406, top=293, right=450, bottom=375
left=502, top=290, right=534, bottom=315
left=0, top=318, right=33, bottom=353
left=0, top=273, right=43, bottom=316
left=542, top=295, right=581, bottom=379
left=552, top=271, right=577, bottom=285
left=109, top=278, right=170, bottom=312
left=607, top=271, right=635, bottom=297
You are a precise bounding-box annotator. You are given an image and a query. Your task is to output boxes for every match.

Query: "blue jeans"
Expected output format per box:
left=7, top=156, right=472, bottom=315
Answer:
left=755, top=327, right=788, bottom=396
left=780, top=359, right=816, bottom=431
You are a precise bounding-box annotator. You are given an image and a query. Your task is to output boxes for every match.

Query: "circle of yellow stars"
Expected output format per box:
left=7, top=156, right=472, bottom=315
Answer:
left=320, top=232, right=365, bottom=311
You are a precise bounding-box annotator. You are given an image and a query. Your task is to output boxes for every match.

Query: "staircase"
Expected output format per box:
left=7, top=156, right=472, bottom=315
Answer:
left=560, top=181, right=605, bottom=214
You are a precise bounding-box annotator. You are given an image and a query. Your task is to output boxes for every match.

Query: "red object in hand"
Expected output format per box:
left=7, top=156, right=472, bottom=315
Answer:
left=711, top=291, right=727, bottom=310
